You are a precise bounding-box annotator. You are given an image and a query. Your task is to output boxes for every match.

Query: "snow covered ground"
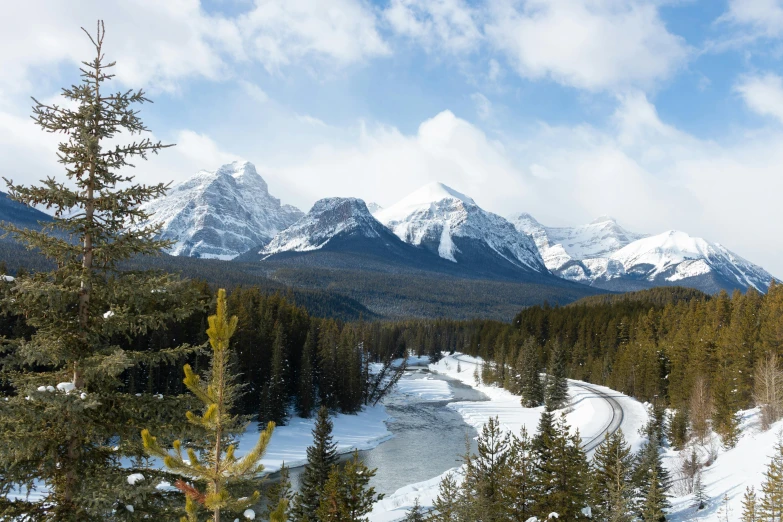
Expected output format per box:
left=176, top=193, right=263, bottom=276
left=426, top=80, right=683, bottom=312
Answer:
left=239, top=404, right=393, bottom=473
left=369, top=353, right=648, bottom=521
left=666, top=408, right=783, bottom=521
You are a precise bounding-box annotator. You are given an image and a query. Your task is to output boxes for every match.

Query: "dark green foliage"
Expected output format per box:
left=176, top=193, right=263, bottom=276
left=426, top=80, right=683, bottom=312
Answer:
left=461, top=416, right=510, bottom=521
left=517, top=337, right=544, bottom=408
left=315, top=452, right=383, bottom=522
left=632, top=436, right=670, bottom=521
left=668, top=408, right=689, bottom=450
left=592, top=429, right=634, bottom=522
left=545, top=339, right=569, bottom=409
left=0, top=22, right=203, bottom=521
left=292, top=406, right=339, bottom=520
left=532, top=415, right=591, bottom=520
left=502, top=426, right=536, bottom=521
left=264, top=464, right=294, bottom=522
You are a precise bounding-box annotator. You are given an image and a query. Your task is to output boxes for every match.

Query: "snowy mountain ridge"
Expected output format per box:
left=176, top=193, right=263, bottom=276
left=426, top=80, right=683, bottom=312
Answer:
left=261, top=197, right=387, bottom=255
left=375, top=183, right=547, bottom=273
left=140, top=161, right=303, bottom=260
left=510, top=213, right=774, bottom=293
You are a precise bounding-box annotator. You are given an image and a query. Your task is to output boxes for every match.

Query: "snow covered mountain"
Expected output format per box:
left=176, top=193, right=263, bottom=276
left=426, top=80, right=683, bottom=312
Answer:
left=510, top=214, right=774, bottom=293
left=375, top=183, right=548, bottom=275
left=261, top=197, right=390, bottom=255
left=140, top=161, right=303, bottom=260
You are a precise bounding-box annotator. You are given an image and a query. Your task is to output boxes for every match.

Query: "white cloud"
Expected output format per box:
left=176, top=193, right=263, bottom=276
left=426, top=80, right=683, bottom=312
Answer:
left=384, top=0, right=482, bottom=53
left=471, top=92, right=493, bottom=120
left=258, top=97, right=783, bottom=277
left=0, top=0, right=241, bottom=94
left=721, top=0, right=783, bottom=39
left=239, top=0, right=390, bottom=72
left=483, top=0, right=691, bottom=92
left=240, top=81, right=269, bottom=104
left=735, top=73, right=783, bottom=124
left=0, top=0, right=390, bottom=94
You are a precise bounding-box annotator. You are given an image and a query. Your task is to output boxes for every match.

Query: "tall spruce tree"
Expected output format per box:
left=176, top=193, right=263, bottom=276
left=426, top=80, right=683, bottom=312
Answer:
left=518, top=337, right=544, bottom=408
left=0, top=21, right=203, bottom=521
left=142, top=289, right=282, bottom=522
left=315, top=451, right=383, bottom=522
left=296, top=325, right=317, bottom=418
left=533, top=415, right=590, bottom=520
left=592, top=429, right=634, bottom=522
left=292, top=405, right=339, bottom=520
left=461, top=416, right=511, bottom=521
left=545, top=340, right=569, bottom=409
left=503, top=426, right=537, bottom=521
left=633, top=436, right=670, bottom=521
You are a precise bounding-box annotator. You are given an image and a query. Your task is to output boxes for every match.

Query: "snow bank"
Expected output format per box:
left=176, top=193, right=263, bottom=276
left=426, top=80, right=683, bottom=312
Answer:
left=237, top=404, right=393, bottom=473
left=368, top=353, right=648, bottom=521
left=395, top=375, right=453, bottom=401
left=430, top=354, right=647, bottom=451
left=666, top=408, right=783, bottom=521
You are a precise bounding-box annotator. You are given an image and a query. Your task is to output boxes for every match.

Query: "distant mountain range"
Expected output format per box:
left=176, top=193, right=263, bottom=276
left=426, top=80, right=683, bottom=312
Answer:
left=0, top=161, right=776, bottom=314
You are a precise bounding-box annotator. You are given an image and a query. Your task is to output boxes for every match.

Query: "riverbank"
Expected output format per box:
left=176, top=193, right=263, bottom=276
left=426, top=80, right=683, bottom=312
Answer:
left=368, top=353, right=649, bottom=521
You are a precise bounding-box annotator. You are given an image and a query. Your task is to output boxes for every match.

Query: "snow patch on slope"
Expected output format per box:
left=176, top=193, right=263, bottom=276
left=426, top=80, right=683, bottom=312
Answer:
left=262, top=197, right=386, bottom=255
left=377, top=184, right=546, bottom=273
left=140, top=161, right=303, bottom=259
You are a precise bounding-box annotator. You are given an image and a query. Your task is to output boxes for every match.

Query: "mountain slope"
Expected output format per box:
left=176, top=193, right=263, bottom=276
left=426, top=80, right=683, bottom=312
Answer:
left=0, top=192, right=54, bottom=230
left=376, top=183, right=548, bottom=276
left=140, top=161, right=303, bottom=260
left=511, top=214, right=774, bottom=293
left=241, top=196, right=534, bottom=280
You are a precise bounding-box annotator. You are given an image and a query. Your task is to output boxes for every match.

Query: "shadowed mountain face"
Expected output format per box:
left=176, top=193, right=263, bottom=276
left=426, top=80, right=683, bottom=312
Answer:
left=0, top=192, right=53, bottom=230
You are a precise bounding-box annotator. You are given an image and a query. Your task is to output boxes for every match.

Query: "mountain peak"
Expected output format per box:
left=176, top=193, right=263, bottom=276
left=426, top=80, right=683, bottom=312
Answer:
left=411, top=182, right=475, bottom=206
left=590, top=215, right=617, bottom=225
left=262, top=197, right=386, bottom=255
left=139, top=161, right=302, bottom=259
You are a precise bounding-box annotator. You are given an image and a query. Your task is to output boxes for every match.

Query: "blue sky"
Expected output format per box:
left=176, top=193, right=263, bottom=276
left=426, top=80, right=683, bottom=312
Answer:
left=1, top=0, right=783, bottom=275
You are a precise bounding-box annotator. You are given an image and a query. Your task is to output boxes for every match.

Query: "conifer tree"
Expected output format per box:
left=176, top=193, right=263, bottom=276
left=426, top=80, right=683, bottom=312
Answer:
left=297, top=325, right=317, bottom=418
left=533, top=415, right=590, bottom=520
left=292, top=405, right=339, bottom=520
left=545, top=340, right=569, bottom=409
left=743, top=486, right=758, bottom=522
left=640, top=467, right=667, bottom=522
left=142, top=289, right=281, bottom=522
left=461, top=416, right=510, bottom=521
left=405, top=497, right=427, bottom=522
left=592, top=430, right=634, bottom=522
left=263, top=464, right=294, bottom=522
left=266, top=323, right=289, bottom=425
left=432, top=472, right=464, bottom=522
left=0, top=21, right=203, bottom=521
left=633, top=437, right=670, bottom=522
left=693, top=470, right=708, bottom=510
left=503, top=426, right=537, bottom=521
left=759, top=438, right=783, bottom=521
left=315, top=452, right=383, bottom=522
left=518, top=337, right=544, bottom=408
